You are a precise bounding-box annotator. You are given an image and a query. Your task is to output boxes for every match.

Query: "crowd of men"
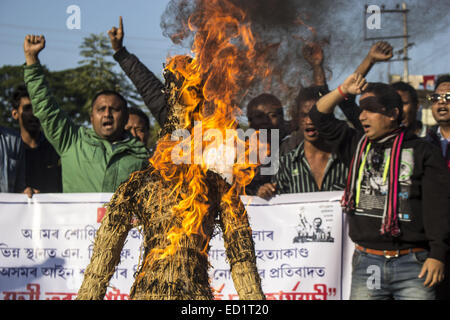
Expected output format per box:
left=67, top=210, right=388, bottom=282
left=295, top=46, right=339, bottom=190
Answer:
left=0, top=17, right=449, bottom=300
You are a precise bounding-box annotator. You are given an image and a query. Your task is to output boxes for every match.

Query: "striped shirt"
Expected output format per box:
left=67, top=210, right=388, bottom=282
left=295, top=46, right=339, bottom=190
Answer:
left=273, top=141, right=348, bottom=194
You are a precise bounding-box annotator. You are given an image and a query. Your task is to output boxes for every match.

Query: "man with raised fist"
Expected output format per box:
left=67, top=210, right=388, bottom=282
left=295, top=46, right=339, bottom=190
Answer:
left=310, top=73, right=450, bottom=300
left=23, top=35, right=149, bottom=193
left=108, top=17, right=168, bottom=127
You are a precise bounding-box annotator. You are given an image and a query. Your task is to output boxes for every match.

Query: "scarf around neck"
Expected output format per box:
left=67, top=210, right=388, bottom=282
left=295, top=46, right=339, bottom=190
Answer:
left=341, top=129, right=405, bottom=237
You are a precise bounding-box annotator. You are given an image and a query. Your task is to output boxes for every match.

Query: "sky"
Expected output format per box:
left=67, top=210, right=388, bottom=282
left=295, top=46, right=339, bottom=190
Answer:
left=0, top=0, right=185, bottom=79
left=0, top=0, right=449, bottom=106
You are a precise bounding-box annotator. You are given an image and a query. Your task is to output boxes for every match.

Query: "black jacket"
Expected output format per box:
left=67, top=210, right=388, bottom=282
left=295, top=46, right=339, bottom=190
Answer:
left=113, top=47, right=168, bottom=126
left=310, top=104, right=450, bottom=262
left=426, top=125, right=450, bottom=172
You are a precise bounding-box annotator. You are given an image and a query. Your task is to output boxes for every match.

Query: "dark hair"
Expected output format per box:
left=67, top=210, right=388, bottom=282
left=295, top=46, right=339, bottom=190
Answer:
left=129, top=107, right=150, bottom=130
left=290, top=86, right=323, bottom=130
left=435, top=74, right=450, bottom=91
left=391, top=81, right=418, bottom=107
left=364, top=82, right=403, bottom=124
left=246, top=93, right=282, bottom=118
left=91, top=90, right=128, bottom=110
left=11, top=85, right=30, bottom=110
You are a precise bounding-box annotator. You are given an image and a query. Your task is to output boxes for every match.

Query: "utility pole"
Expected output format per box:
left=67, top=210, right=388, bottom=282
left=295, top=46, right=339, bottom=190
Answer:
left=364, top=3, right=413, bottom=83
left=402, top=2, right=409, bottom=82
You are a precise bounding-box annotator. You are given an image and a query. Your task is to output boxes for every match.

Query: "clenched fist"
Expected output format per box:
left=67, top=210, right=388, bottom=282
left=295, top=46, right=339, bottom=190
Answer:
left=24, top=34, right=46, bottom=66
left=367, top=41, right=393, bottom=63
left=302, top=42, right=324, bottom=67
left=108, top=16, right=124, bottom=52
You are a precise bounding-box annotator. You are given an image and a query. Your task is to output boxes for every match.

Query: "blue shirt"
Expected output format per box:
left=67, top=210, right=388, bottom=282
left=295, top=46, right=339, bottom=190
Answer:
left=437, top=127, right=450, bottom=158
left=0, top=126, right=25, bottom=192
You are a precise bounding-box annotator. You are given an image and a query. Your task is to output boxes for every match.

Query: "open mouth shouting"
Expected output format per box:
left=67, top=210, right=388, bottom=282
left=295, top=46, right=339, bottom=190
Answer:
left=304, top=125, right=319, bottom=138
left=102, top=119, right=115, bottom=131
left=362, top=123, right=371, bottom=133
left=437, top=106, right=448, bottom=116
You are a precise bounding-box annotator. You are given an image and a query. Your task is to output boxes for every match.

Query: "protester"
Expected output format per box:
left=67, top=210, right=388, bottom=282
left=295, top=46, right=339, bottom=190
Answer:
left=391, top=81, right=422, bottom=136
left=337, top=41, right=394, bottom=131
left=125, top=106, right=150, bottom=146
left=0, top=126, right=26, bottom=193
left=280, top=42, right=328, bottom=152
left=310, top=73, right=450, bottom=300
left=426, top=75, right=450, bottom=171
left=108, top=17, right=168, bottom=127
left=425, top=74, right=450, bottom=300
left=256, top=42, right=393, bottom=199
left=23, top=34, right=149, bottom=193
left=11, top=85, right=62, bottom=194
left=341, top=42, right=423, bottom=137
left=257, top=86, right=348, bottom=199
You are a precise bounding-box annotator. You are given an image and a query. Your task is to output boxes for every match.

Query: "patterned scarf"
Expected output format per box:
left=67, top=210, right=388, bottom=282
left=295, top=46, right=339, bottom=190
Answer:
left=341, top=129, right=405, bottom=237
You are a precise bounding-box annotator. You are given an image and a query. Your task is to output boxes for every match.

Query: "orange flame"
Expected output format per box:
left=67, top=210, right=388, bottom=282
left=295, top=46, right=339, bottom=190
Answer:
left=145, top=0, right=269, bottom=263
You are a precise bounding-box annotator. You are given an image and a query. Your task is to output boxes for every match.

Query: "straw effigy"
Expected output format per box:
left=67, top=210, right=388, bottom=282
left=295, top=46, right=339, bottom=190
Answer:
left=76, top=63, right=265, bottom=300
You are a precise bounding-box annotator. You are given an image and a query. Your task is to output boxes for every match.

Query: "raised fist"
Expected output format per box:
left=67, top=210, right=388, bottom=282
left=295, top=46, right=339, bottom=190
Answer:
left=368, top=41, right=393, bottom=63
left=24, top=35, right=46, bottom=65
left=341, top=73, right=368, bottom=96
left=108, top=16, right=124, bottom=52
left=302, top=42, right=324, bottom=67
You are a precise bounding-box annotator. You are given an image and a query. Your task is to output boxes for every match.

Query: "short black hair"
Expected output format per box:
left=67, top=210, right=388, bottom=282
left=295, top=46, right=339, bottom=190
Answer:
left=129, top=107, right=150, bottom=130
left=391, top=81, right=418, bottom=107
left=290, top=86, right=323, bottom=129
left=435, top=74, right=450, bottom=91
left=364, top=82, right=403, bottom=124
left=11, top=85, right=30, bottom=110
left=91, top=90, right=128, bottom=110
left=246, top=93, right=282, bottom=118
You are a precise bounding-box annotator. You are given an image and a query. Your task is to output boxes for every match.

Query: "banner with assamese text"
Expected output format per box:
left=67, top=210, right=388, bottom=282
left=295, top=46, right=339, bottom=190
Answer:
left=0, top=192, right=353, bottom=300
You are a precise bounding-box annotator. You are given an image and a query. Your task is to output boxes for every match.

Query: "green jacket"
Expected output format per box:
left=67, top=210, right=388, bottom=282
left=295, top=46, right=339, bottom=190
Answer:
left=24, top=63, right=150, bottom=193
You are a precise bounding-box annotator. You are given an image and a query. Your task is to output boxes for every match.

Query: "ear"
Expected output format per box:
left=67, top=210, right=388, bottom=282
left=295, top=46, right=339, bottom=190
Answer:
left=390, top=108, right=400, bottom=123
left=11, top=109, right=19, bottom=120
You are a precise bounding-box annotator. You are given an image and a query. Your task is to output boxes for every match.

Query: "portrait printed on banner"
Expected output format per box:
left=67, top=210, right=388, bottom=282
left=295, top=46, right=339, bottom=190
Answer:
left=293, top=206, right=335, bottom=243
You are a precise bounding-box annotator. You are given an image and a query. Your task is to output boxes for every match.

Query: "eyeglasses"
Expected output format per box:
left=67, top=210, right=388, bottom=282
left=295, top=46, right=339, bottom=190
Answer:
left=427, top=93, right=450, bottom=103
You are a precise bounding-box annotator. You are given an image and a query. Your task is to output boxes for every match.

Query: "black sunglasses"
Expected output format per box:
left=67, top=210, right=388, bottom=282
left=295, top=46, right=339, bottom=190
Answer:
left=427, top=93, right=450, bottom=103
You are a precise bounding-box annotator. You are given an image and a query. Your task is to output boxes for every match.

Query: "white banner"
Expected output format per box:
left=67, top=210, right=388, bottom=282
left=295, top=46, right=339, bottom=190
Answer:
left=0, top=192, right=353, bottom=300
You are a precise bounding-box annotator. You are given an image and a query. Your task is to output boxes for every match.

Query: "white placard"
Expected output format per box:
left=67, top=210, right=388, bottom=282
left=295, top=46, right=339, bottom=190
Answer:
left=0, top=192, right=353, bottom=300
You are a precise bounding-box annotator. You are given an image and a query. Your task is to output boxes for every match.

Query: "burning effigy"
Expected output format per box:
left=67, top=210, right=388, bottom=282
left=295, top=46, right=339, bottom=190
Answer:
left=77, top=0, right=268, bottom=300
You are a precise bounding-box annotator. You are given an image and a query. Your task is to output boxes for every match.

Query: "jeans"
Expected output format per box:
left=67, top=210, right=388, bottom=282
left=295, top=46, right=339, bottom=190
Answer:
left=350, top=248, right=436, bottom=300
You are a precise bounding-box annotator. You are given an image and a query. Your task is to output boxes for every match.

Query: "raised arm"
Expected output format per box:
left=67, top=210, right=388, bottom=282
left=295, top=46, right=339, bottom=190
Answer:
left=108, top=17, right=168, bottom=126
left=339, top=41, right=393, bottom=130
left=303, top=42, right=326, bottom=87
left=310, top=73, right=368, bottom=164
left=316, top=73, right=368, bottom=114
left=219, top=182, right=265, bottom=300
left=23, top=35, right=79, bottom=155
left=355, top=41, right=393, bottom=78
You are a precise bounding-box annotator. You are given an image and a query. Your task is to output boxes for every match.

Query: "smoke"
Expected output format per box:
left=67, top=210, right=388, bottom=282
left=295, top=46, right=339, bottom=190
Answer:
left=160, top=0, right=450, bottom=114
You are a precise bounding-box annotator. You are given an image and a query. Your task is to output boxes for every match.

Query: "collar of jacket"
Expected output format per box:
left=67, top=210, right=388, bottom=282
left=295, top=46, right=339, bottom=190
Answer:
left=83, top=128, right=149, bottom=159
left=426, top=125, right=441, bottom=144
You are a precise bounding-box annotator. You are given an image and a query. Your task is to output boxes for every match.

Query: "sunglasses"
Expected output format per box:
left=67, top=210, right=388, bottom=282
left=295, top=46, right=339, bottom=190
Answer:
left=427, top=93, right=450, bottom=103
